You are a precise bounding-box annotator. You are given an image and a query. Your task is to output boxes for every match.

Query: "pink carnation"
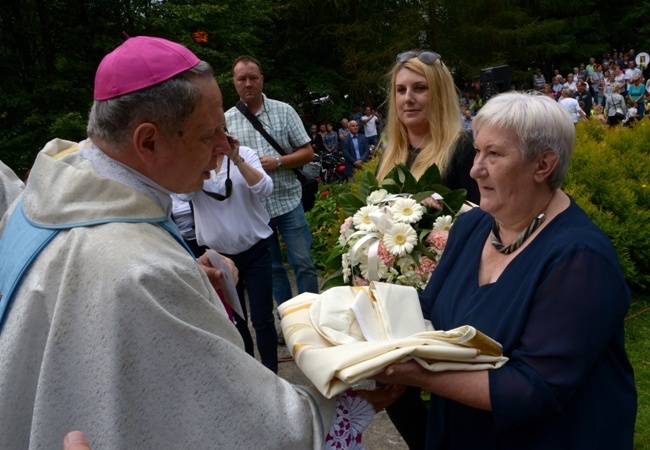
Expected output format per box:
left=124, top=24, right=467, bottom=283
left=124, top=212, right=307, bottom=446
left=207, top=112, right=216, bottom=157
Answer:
left=340, top=216, right=354, bottom=236
left=353, top=276, right=370, bottom=286
left=421, top=196, right=443, bottom=211
left=377, top=241, right=396, bottom=268
left=414, top=257, right=437, bottom=277
left=426, top=228, right=448, bottom=251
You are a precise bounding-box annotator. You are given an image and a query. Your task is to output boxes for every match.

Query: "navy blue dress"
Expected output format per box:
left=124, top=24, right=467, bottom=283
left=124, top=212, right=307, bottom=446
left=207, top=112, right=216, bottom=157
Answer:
left=419, top=199, right=636, bottom=449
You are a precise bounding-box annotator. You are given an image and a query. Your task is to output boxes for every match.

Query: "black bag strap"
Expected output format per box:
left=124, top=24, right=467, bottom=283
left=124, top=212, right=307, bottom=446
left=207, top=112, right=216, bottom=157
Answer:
left=235, top=101, right=306, bottom=182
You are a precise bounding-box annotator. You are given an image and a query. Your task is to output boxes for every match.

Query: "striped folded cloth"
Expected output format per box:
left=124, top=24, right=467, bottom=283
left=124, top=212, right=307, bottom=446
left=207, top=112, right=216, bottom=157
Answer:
left=279, top=282, right=508, bottom=398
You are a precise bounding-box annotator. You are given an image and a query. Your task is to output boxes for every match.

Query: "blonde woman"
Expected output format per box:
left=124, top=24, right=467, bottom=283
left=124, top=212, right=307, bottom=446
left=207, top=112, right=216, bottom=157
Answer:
left=375, top=50, right=480, bottom=448
left=376, top=50, right=480, bottom=203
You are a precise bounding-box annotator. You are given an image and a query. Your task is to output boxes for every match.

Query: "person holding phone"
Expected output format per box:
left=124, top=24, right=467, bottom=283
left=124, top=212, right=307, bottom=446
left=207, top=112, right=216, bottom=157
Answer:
left=179, top=133, right=279, bottom=373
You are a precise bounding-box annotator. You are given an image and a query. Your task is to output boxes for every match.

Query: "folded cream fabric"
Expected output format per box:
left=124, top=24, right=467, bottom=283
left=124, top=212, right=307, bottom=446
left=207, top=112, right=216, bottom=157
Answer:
left=279, top=282, right=508, bottom=398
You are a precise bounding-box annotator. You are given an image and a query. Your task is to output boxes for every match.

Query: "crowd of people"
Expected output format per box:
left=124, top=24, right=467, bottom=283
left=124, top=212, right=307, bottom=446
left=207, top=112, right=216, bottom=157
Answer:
left=306, top=49, right=649, bottom=182
left=529, top=49, right=648, bottom=126
left=0, top=36, right=638, bottom=450
left=305, top=106, right=386, bottom=181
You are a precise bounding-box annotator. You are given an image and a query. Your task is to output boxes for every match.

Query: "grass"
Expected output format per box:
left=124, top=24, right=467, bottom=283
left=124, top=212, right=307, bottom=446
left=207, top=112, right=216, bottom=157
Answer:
left=628, top=292, right=650, bottom=449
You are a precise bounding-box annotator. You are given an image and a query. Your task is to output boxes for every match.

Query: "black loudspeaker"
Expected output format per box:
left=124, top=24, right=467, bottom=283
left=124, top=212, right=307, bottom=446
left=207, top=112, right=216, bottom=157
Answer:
left=480, top=65, right=511, bottom=98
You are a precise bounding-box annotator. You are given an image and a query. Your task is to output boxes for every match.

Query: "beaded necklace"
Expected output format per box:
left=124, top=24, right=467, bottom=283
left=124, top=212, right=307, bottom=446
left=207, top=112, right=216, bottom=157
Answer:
left=490, top=192, right=555, bottom=254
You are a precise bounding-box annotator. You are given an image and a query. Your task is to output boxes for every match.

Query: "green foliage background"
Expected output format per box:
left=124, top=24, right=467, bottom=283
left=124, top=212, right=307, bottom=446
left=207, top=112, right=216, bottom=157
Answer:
left=564, top=120, right=650, bottom=292
left=626, top=293, right=650, bottom=449
left=2, top=0, right=649, bottom=176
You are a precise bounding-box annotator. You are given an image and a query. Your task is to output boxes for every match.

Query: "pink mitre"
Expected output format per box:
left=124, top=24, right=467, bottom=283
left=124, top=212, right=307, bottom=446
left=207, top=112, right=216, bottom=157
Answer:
left=94, top=35, right=200, bottom=101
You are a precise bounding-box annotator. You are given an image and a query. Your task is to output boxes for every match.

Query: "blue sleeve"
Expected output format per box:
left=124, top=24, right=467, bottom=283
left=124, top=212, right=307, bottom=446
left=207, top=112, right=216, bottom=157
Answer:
left=489, top=239, right=631, bottom=431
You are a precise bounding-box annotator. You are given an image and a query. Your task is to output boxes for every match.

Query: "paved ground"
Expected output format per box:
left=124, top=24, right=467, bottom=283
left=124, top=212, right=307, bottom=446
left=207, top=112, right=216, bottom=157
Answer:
left=247, top=266, right=409, bottom=449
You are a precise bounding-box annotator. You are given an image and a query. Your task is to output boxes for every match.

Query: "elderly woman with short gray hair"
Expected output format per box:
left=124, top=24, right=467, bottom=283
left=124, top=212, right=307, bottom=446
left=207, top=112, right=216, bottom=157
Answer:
left=375, top=92, right=636, bottom=449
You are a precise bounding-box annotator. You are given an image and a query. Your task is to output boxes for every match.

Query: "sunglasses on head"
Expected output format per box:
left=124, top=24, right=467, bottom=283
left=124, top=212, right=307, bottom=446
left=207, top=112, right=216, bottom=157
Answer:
left=396, top=51, right=441, bottom=65
left=202, top=158, right=232, bottom=201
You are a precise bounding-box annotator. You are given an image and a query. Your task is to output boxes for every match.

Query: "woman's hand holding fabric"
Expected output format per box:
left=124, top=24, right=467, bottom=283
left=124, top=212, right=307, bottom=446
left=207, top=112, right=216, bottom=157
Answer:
left=355, top=384, right=406, bottom=412
left=373, top=361, right=492, bottom=411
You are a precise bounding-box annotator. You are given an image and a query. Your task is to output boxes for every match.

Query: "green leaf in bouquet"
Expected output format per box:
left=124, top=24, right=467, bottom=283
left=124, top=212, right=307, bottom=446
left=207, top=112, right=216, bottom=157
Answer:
left=394, top=165, right=406, bottom=185
left=416, top=164, right=443, bottom=191
left=428, top=184, right=452, bottom=195
left=419, top=228, right=433, bottom=243
left=395, top=163, right=419, bottom=193
left=339, top=192, right=366, bottom=216
left=325, top=246, right=347, bottom=269
left=321, top=267, right=346, bottom=290
left=418, top=211, right=438, bottom=229
left=415, top=241, right=437, bottom=263
left=441, top=189, right=468, bottom=215
left=380, top=178, right=401, bottom=194
left=382, top=163, right=416, bottom=192
left=357, top=170, right=379, bottom=201
left=412, top=190, right=436, bottom=203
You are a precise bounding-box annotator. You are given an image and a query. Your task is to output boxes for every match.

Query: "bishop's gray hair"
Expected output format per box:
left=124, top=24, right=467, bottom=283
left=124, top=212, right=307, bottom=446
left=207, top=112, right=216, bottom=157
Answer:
left=87, top=61, right=214, bottom=149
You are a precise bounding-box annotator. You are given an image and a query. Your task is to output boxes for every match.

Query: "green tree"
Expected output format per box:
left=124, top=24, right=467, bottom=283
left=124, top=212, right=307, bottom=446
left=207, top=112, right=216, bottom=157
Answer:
left=0, top=0, right=640, bottom=175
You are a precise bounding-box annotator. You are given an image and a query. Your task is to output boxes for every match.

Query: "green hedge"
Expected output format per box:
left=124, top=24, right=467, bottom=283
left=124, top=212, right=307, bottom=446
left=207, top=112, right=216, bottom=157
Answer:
left=564, top=120, right=650, bottom=292
left=308, top=123, right=650, bottom=292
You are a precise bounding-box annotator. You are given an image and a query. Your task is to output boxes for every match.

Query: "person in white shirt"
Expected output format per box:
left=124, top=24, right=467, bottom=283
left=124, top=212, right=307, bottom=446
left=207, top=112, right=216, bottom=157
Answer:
left=181, top=142, right=279, bottom=372
left=563, top=73, right=577, bottom=92
left=361, top=106, right=380, bottom=147
left=613, top=66, right=627, bottom=93
left=625, top=61, right=642, bottom=92
left=170, top=194, right=206, bottom=257
left=559, top=86, right=586, bottom=123
left=623, top=100, right=638, bottom=125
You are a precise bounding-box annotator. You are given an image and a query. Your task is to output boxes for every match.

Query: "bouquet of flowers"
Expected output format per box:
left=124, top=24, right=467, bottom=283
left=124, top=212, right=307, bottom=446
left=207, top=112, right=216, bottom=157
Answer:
left=323, top=163, right=468, bottom=291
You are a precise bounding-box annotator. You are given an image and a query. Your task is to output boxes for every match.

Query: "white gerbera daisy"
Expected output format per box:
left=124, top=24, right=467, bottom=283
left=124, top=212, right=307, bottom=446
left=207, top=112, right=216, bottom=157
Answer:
left=360, top=257, right=388, bottom=281
left=390, top=198, right=424, bottom=224
left=353, top=205, right=379, bottom=231
left=366, top=189, right=389, bottom=205
left=434, top=215, right=453, bottom=231
left=383, top=223, right=417, bottom=256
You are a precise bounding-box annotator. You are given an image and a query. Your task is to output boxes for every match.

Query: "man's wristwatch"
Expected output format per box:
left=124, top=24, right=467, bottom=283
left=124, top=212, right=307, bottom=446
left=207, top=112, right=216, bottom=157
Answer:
left=275, top=157, right=282, bottom=168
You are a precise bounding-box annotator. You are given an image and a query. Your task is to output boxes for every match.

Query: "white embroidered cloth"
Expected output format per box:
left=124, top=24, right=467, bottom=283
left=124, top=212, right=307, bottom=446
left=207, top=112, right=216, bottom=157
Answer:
left=279, top=282, right=508, bottom=398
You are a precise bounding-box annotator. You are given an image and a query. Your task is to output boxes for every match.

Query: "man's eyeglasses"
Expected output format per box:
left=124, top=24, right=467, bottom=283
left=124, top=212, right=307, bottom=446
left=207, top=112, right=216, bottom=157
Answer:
left=202, top=158, right=232, bottom=201
left=396, top=51, right=441, bottom=65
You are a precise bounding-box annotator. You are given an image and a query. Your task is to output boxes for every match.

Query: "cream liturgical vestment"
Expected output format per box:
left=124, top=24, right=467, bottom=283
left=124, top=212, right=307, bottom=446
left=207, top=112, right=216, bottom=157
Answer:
left=0, top=139, right=335, bottom=449
left=0, top=159, right=24, bottom=219
left=279, top=282, right=508, bottom=398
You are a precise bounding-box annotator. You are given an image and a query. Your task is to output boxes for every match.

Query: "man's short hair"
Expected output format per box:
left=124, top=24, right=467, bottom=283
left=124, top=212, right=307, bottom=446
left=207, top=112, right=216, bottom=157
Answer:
left=232, top=55, right=262, bottom=73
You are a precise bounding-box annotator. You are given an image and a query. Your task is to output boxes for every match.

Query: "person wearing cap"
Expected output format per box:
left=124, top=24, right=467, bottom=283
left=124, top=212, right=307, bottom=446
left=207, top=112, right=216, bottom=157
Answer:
left=0, top=36, right=399, bottom=448
left=224, top=56, right=319, bottom=319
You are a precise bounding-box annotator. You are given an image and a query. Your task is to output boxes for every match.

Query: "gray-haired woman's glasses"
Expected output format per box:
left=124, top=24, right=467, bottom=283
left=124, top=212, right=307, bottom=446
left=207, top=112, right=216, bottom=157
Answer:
left=396, top=51, right=441, bottom=65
